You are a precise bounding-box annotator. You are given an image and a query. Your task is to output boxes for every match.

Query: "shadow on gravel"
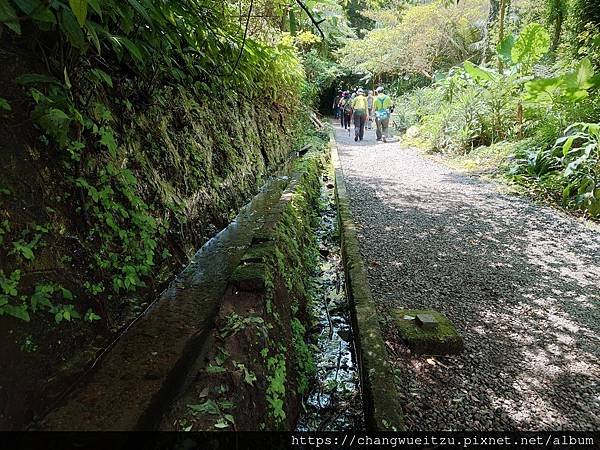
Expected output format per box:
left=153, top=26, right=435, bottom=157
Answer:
left=336, top=156, right=600, bottom=431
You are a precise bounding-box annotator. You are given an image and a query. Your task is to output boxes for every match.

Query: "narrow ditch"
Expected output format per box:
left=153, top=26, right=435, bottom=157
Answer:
left=296, top=173, right=364, bottom=431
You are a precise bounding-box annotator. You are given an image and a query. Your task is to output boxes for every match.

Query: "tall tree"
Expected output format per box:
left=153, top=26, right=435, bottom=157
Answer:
left=547, top=0, right=567, bottom=52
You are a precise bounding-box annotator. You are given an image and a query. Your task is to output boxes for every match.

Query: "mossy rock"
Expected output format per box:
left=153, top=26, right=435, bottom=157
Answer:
left=230, top=263, right=268, bottom=292
left=393, top=309, right=463, bottom=355
left=240, top=242, right=276, bottom=264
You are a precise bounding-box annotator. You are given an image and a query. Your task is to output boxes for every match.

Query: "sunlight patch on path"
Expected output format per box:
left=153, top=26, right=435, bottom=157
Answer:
left=333, top=124, right=600, bottom=431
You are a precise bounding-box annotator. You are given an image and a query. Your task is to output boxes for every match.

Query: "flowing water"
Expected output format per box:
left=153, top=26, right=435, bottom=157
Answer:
left=296, top=176, right=364, bottom=431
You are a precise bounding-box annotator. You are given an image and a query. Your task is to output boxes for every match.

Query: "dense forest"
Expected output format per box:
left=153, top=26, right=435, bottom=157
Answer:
left=0, top=0, right=599, bottom=436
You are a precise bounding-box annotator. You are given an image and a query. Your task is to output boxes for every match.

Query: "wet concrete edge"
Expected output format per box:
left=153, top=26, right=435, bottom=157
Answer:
left=330, top=134, right=405, bottom=431
left=38, top=174, right=293, bottom=430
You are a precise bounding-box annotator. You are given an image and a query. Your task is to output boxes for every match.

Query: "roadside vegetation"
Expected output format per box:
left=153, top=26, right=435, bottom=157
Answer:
left=338, top=0, right=600, bottom=218
left=0, top=0, right=350, bottom=428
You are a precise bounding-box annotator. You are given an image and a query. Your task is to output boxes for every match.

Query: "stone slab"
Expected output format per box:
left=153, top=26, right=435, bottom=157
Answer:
left=394, top=309, right=463, bottom=355
left=415, top=313, right=437, bottom=330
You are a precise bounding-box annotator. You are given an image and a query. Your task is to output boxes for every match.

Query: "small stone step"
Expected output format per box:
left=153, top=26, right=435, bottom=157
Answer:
left=415, top=313, right=438, bottom=330
left=394, top=309, right=463, bottom=355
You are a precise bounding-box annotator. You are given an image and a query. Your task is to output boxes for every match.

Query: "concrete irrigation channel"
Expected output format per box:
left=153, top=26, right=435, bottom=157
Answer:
left=35, top=134, right=402, bottom=431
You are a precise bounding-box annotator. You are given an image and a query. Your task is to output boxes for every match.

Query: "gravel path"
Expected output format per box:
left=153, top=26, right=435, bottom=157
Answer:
left=334, top=125, right=600, bottom=431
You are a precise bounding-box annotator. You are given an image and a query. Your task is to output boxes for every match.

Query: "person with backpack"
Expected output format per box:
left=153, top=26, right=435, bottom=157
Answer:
left=341, top=92, right=353, bottom=131
left=367, top=90, right=374, bottom=130
left=351, top=88, right=368, bottom=142
left=374, top=86, right=393, bottom=143
left=332, top=91, right=342, bottom=120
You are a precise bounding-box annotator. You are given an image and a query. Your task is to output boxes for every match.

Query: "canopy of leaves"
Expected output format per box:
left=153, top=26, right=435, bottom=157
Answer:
left=337, top=0, right=488, bottom=79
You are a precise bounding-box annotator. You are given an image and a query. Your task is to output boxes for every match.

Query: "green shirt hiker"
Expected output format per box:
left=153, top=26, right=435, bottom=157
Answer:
left=374, top=93, right=392, bottom=119
left=374, top=86, right=392, bottom=142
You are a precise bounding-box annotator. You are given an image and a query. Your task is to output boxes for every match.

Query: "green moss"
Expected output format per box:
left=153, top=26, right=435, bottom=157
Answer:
left=240, top=242, right=276, bottom=264
left=393, top=309, right=464, bottom=355
left=334, top=141, right=405, bottom=431
left=291, top=317, right=315, bottom=394
left=229, top=263, right=267, bottom=291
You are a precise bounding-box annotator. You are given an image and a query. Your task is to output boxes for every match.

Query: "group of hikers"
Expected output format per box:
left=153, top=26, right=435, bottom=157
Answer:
left=333, top=86, right=393, bottom=143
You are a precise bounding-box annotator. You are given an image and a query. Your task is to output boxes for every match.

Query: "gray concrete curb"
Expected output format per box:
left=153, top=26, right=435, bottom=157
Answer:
left=330, top=135, right=404, bottom=431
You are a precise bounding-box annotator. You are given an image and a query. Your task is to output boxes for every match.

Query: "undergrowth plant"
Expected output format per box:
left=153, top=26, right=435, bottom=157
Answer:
left=510, top=122, right=600, bottom=216
left=0, top=0, right=309, bottom=326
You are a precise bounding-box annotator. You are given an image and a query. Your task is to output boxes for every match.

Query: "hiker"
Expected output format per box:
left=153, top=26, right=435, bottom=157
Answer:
left=341, top=92, right=353, bottom=130
left=333, top=91, right=342, bottom=120
left=351, top=88, right=368, bottom=142
left=367, top=90, right=374, bottom=130
left=338, top=92, right=347, bottom=128
left=374, top=86, right=393, bottom=143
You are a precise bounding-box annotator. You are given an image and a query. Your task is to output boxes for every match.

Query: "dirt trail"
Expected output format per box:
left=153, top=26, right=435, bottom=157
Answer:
left=334, top=125, right=600, bottom=430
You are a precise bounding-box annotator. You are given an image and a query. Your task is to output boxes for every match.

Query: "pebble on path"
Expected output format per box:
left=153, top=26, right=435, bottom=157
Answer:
left=334, top=124, right=600, bottom=431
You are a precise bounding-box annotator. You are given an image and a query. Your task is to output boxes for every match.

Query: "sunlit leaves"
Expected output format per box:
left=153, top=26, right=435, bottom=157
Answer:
left=511, top=23, right=550, bottom=68
left=463, top=61, right=498, bottom=83
left=338, top=0, right=488, bottom=77
left=524, top=58, right=600, bottom=104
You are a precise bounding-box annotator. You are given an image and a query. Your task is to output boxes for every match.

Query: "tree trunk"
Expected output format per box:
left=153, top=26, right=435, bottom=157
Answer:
left=498, top=0, right=507, bottom=72
left=550, top=2, right=564, bottom=52
left=481, top=0, right=500, bottom=64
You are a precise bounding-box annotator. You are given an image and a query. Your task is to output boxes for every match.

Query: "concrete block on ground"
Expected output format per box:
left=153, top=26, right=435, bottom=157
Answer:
left=394, top=309, right=463, bottom=355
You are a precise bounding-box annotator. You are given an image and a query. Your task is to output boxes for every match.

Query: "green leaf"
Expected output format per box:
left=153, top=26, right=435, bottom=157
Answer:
left=524, top=76, right=562, bottom=103
left=126, top=0, right=153, bottom=26
left=575, top=58, right=595, bottom=89
left=188, top=400, right=219, bottom=415
left=205, top=365, right=226, bottom=374
left=0, top=0, right=21, bottom=34
left=497, top=34, right=515, bottom=64
left=244, top=370, right=257, bottom=385
left=5, top=304, right=30, bottom=322
left=85, top=20, right=101, bottom=52
left=13, top=242, right=34, bottom=260
left=562, top=136, right=575, bottom=156
left=13, top=0, right=39, bottom=14
left=289, top=10, right=297, bottom=36
left=463, top=61, right=496, bottom=83
left=61, top=8, right=85, bottom=48
left=84, top=309, right=101, bottom=321
left=512, top=23, right=550, bottom=66
left=30, top=6, right=55, bottom=23
left=0, top=97, right=11, bottom=111
left=87, top=0, right=101, bottom=16
left=60, top=287, right=73, bottom=300
left=119, top=37, right=143, bottom=63
left=90, top=68, right=113, bottom=87
left=45, top=108, right=70, bottom=123
left=99, top=128, right=117, bottom=157
left=214, top=420, right=229, bottom=429
left=15, top=73, right=61, bottom=85
left=69, top=0, right=88, bottom=27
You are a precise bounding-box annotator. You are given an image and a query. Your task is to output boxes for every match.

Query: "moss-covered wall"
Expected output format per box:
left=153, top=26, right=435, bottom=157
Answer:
left=0, top=40, right=306, bottom=429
